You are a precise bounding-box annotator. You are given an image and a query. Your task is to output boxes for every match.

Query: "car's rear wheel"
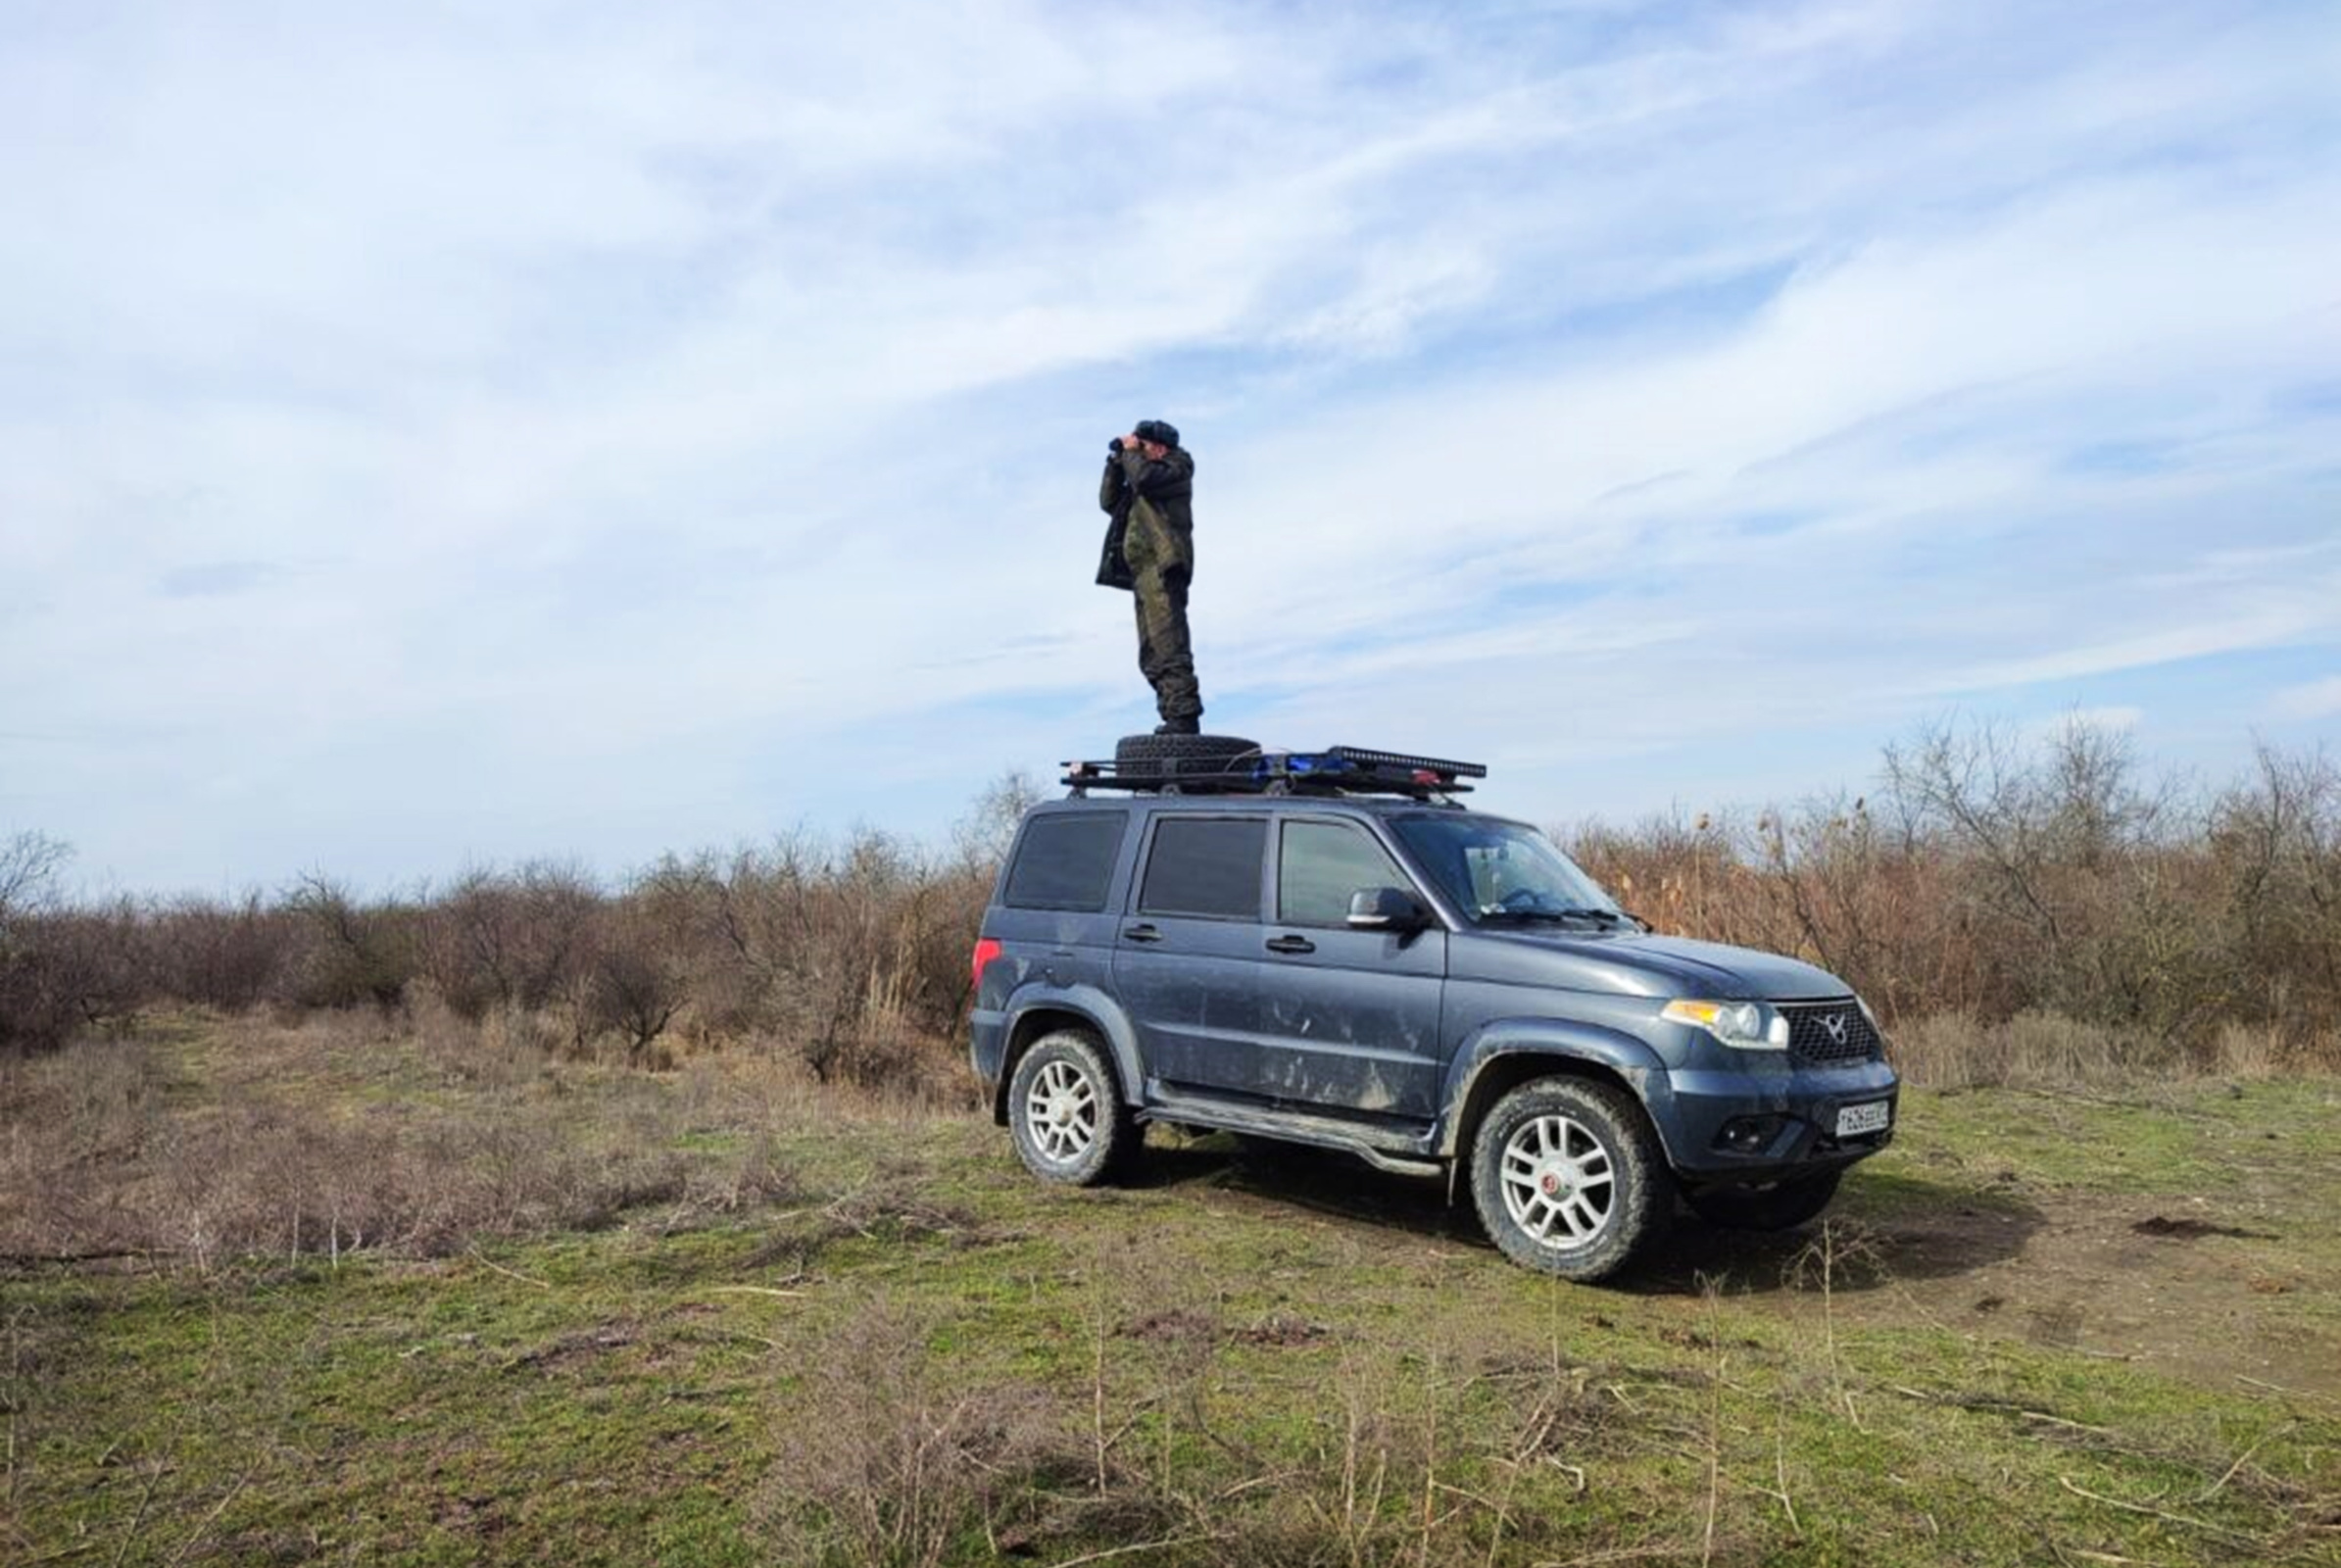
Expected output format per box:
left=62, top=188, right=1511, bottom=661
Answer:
left=1684, top=1169, right=1842, bottom=1232
left=1007, top=1030, right=1136, bottom=1187
left=1471, top=1077, right=1668, bottom=1282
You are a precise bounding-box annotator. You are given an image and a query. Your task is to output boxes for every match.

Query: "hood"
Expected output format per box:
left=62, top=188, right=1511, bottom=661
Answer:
left=1449, top=927, right=1849, bottom=1002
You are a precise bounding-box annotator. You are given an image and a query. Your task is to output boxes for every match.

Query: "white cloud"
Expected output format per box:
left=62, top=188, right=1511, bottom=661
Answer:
left=2266, top=677, right=2341, bottom=723
left=3, top=0, right=2338, bottom=887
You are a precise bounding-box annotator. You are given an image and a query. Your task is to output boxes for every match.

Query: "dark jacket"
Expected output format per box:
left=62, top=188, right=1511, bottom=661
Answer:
left=1101, top=445, right=1195, bottom=533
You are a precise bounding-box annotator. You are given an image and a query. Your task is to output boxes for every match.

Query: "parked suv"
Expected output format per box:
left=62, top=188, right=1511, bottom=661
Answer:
left=968, top=746, right=1897, bottom=1281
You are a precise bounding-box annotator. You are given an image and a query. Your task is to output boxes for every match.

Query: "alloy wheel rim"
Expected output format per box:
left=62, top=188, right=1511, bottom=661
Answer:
left=1498, top=1112, right=1616, bottom=1250
left=1025, top=1059, right=1099, bottom=1163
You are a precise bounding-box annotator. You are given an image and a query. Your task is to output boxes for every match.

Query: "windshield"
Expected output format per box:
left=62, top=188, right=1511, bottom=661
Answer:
left=1389, top=814, right=1629, bottom=927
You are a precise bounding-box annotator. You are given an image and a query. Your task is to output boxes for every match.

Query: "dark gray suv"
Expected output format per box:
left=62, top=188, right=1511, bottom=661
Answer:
left=968, top=749, right=1897, bottom=1281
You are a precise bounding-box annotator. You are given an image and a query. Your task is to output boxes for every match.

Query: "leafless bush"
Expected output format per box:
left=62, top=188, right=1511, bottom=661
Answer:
left=0, top=831, right=78, bottom=1054
left=145, top=891, right=293, bottom=1010
left=283, top=872, right=418, bottom=1011
left=634, top=826, right=985, bottom=1084
left=416, top=859, right=602, bottom=1020
left=581, top=916, right=686, bottom=1067
left=12, top=728, right=2341, bottom=1089
left=1573, top=720, right=2341, bottom=1075
left=760, top=1309, right=1084, bottom=1568
left=2211, top=743, right=2341, bottom=1034
left=1880, top=715, right=2225, bottom=1039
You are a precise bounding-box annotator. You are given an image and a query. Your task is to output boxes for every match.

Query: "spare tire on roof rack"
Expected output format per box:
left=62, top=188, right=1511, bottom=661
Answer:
left=1112, top=732, right=1261, bottom=779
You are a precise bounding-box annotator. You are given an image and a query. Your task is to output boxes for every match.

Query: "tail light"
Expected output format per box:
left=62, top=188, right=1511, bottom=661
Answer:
left=970, top=938, right=1002, bottom=989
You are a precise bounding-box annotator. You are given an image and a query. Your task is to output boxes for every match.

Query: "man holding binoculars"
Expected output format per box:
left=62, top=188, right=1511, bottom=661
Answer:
left=1097, top=418, right=1204, bottom=735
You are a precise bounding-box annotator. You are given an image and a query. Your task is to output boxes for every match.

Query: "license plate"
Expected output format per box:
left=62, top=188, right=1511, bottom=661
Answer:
left=1835, top=1101, right=1891, bottom=1137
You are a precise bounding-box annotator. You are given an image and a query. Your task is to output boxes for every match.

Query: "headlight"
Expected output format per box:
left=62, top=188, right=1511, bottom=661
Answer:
left=1662, top=999, right=1789, bottom=1051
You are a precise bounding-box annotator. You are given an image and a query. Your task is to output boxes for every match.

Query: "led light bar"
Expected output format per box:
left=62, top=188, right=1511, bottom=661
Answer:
left=1326, top=746, right=1488, bottom=779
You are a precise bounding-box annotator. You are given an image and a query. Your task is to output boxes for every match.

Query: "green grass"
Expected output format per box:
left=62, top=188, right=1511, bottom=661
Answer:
left=1899, top=1078, right=2341, bottom=1195
left=6, top=1027, right=2339, bottom=1566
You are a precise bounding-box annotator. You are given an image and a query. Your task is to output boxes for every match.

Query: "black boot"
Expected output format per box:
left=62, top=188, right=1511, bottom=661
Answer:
left=1154, top=716, right=1200, bottom=736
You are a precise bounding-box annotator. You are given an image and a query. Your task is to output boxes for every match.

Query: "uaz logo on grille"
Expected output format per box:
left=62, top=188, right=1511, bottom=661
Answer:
left=1819, top=1013, right=1848, bottom=1045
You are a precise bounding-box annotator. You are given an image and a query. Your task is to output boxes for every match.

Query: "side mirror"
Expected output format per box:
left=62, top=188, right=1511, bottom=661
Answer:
left=1346, top=886, right=1428, bottom=931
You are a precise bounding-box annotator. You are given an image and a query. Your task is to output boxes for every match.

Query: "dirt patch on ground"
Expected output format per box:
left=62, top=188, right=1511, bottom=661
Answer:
left=2129, top=1213, right=2274, bottom=1241
left=1825, top=1193, right=2341, bottom=1396
left=500, top=1319, right=640, bottom=1373
left=1120, top=1307, right=1218, bottom=1344
left=1150, top=1139, right=2341, bottom=1397
left=1230, top=1311, right=1331, bottom=1348
left=1119, top=1305, right=1331, bottom=1348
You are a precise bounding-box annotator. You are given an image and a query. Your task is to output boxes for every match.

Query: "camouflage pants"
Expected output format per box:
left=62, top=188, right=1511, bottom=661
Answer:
left=1124, top=512, right=1201, bottom=723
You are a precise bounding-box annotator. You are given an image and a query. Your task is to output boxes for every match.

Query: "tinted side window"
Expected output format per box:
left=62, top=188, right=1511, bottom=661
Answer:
left=1139, top=817, right=1266, bottom=920
left=1279, top=820, right=1408, bottom=926
left=1003, top=813, right=1127, bottom=910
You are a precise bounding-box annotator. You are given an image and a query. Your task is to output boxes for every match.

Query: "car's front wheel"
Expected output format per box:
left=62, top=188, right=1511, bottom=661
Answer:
left=1471, top=1077, right=1669, bottom=1282
left=1684, top=1169, right=1842, bottom=1231
left=1007, top=1030, right=1136, bottom=1187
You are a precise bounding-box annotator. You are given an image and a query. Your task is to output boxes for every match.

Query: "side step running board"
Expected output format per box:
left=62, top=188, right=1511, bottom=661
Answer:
left=1357, top=1149, right=1446, bottom=1178
left=1144, top=1087, right=1445, bottom=1178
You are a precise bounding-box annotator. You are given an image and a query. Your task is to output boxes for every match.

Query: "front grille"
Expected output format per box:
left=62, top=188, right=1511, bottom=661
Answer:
left=1778, top=1000, right=1881, bottom=1064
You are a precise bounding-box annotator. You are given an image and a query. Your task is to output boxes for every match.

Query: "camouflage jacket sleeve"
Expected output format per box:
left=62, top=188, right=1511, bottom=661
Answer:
left=1099, top=455, right=1131, bottom=517
left=1116, top=446, right=1194, bottom=503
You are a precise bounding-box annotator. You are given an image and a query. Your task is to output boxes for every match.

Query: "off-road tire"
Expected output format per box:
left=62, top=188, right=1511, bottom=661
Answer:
left=1684, top=1168, right=1842, bottom=1232
left=1007, top=1030, right=1138, bottom=1187
left=1470, top=1077, right=1670, bottom=1282
left=1113, top=732, right=1260, bottom=779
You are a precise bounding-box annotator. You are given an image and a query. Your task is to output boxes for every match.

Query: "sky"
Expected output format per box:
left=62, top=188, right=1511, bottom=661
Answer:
left=3, top=0, right=2338, bottom=894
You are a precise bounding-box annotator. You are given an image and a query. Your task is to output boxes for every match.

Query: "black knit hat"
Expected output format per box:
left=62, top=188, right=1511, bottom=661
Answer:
left=1134, top=418, right=1181, bottom=449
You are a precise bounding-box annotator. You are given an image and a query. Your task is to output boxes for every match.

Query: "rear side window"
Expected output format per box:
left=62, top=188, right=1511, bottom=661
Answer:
left=1139, top=817, right=1266, bottom=920
left=1279, top=820, right=1408, bottom=926
left=1003, top=813, right=1128, bottom=910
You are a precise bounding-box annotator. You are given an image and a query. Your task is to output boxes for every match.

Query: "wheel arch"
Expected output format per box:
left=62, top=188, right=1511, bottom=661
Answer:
left=1437, top=1021, right=1679, bottom=1168
left=994, top=989, right=1143, bottom=1125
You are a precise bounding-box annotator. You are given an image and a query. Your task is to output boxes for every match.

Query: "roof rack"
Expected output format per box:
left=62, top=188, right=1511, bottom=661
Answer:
left=1063, top=745, right=1486, bottom=801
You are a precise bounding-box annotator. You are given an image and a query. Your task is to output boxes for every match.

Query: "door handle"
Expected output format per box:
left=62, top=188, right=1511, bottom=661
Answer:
left=1122, top=924, right=1163, bottom=944
left=1264, top=934, right=1316, bottom=955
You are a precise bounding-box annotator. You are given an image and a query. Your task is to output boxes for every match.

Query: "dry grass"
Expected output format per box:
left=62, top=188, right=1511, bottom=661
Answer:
left=1885, top=1011, right=2341, bottom=1089
left=6, top=1007, right=2337, bottom=1566
left=757, top=1308, right=1096, bottom=1568
left=0, top=1006, right=928, bottom=1268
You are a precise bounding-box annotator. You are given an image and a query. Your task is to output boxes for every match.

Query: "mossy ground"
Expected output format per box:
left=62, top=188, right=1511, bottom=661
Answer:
left=6, top=1022, right=2338, bottom=1565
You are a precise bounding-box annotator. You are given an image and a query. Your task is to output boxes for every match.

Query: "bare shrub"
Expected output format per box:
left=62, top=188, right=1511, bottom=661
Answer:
left=579, top=912, right=685, bottom=1068
left=760, top=1307, right=1078, bottom=1568
left=15, top=731, right=2341, bottom=1088
left=1879, top=715, right=2225, bottom=1040
left=0, top=831, right=79, bottom=1054
left=0, top=830, right=70, bottom=933
left=1571, top=719, right=2341, bottom=1079
left=417, top=859, right=601, bottom=1020
left=145, top=891, right=291, bottom=1009
left=635, top=826, right=980, bottom=1084
left=284, top=873, right=418, bottom=1011
left=2211, top=743, right=2341, bottom=1037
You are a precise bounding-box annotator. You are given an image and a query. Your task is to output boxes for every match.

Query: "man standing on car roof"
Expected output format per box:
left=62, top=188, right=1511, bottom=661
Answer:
left=1098, top=418, right=1204, bottom=734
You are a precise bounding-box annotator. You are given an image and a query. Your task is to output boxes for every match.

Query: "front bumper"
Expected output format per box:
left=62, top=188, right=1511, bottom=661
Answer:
left=1653, top=1057, right=1899, bottom=1181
